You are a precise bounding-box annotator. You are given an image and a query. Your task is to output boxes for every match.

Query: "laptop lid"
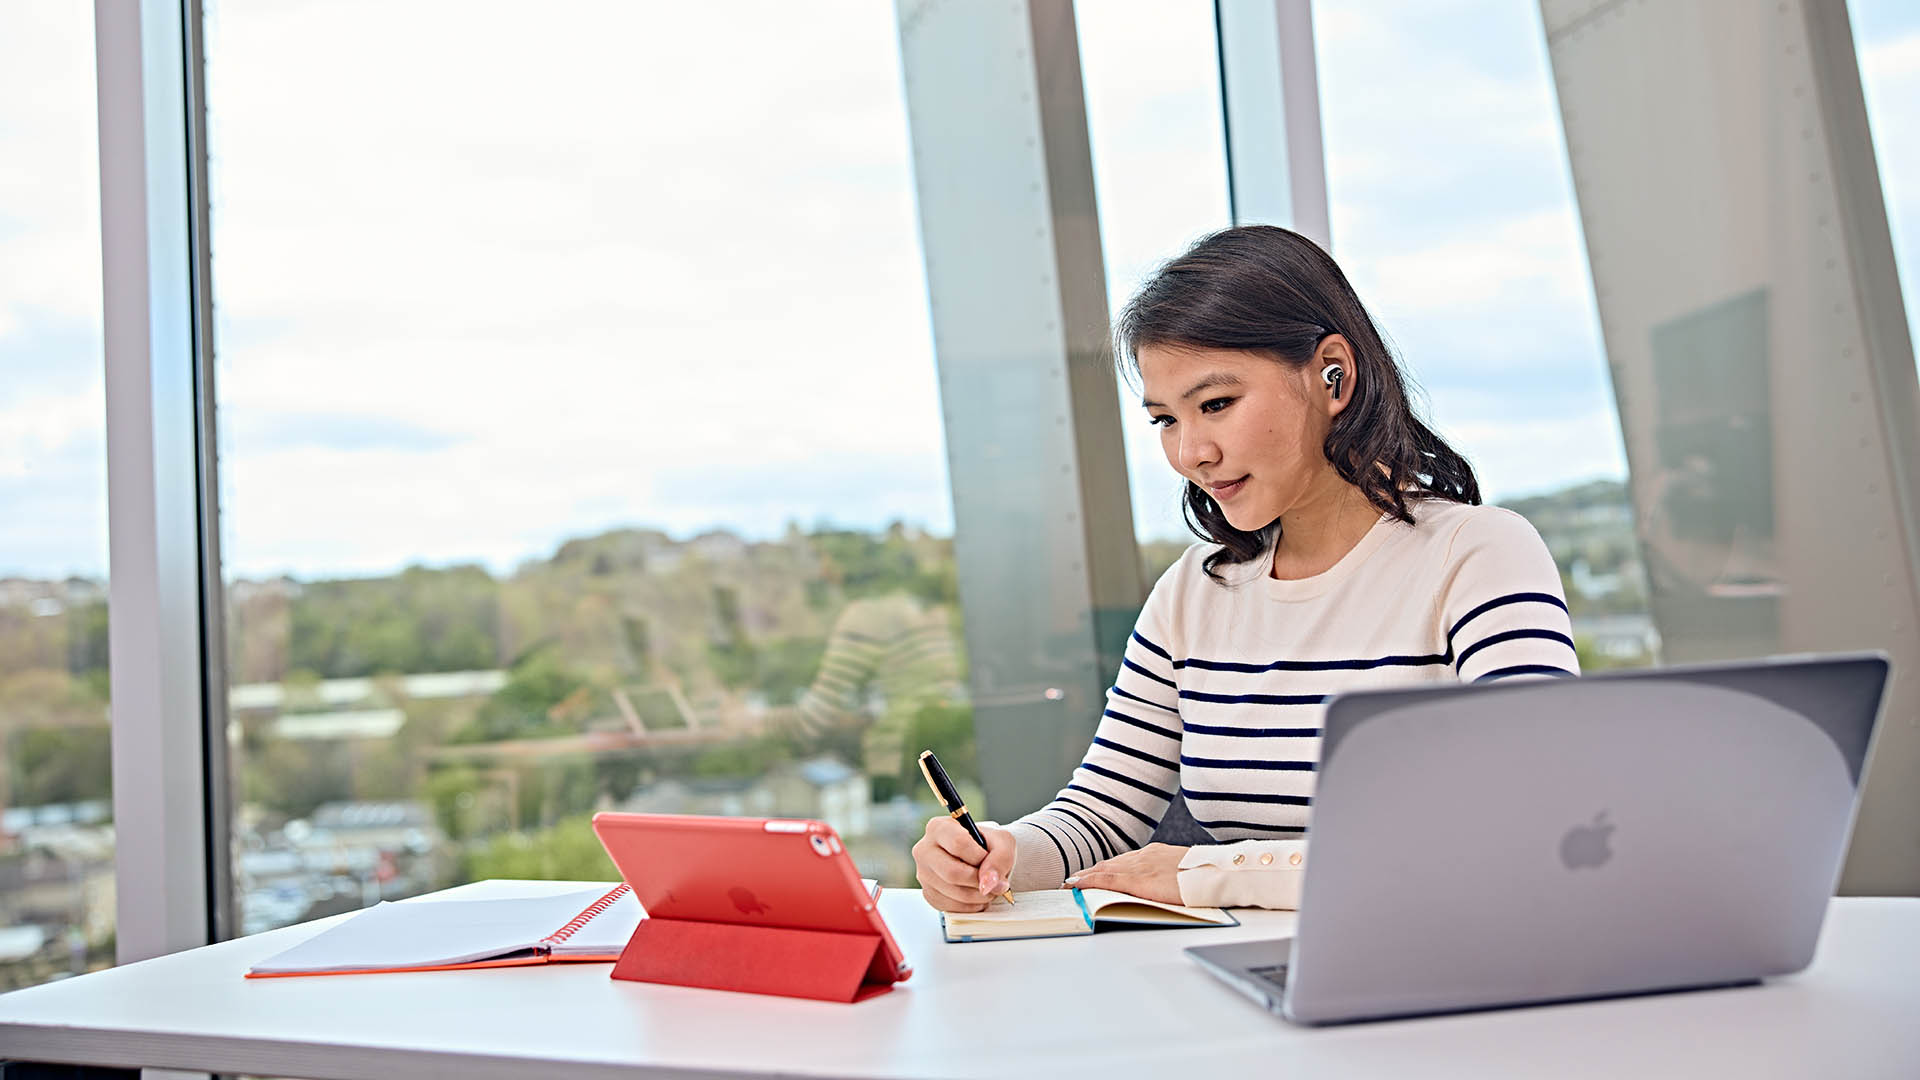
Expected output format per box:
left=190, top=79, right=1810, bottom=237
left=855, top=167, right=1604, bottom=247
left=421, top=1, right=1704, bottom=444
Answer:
left=1282, top=653, right=1888, bottom=1025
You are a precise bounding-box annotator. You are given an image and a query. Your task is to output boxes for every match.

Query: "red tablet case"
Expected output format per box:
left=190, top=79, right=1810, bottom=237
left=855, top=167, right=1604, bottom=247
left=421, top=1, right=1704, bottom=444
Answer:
left=591, top=813, right=910, bottom=1003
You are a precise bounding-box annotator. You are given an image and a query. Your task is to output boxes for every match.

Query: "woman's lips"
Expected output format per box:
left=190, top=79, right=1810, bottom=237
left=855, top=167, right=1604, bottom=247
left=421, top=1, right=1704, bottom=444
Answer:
left=1207, top=476, right=1250, bottom=502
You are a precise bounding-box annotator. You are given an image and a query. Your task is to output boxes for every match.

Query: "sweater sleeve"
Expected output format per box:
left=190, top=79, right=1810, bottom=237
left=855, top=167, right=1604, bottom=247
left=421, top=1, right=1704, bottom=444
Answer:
left=1440, top=507, right=1581, bottom=684
left=1003, top=559, right=1188, bottom=891
left=1177, top=839, right=1308, bottom=909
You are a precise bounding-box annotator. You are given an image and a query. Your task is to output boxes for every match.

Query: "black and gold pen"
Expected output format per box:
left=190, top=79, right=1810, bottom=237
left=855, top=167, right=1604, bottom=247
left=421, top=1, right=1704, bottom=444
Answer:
left=917, top=749, right=1015, bottom=906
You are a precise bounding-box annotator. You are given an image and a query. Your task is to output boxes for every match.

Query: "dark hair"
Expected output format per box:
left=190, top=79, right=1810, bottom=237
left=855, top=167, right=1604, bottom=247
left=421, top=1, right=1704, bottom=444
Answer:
left=1115, top=225, right=1480, bottom=581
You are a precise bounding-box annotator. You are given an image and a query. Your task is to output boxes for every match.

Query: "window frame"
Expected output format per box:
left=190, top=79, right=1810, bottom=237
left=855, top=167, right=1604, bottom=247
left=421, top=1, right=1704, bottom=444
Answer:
left=96, top=0, right=231, bottom=959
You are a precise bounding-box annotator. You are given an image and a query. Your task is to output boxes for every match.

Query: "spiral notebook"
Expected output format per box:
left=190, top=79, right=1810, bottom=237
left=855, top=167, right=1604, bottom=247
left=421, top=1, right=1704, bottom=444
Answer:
left=245, top=883, right=641, bottom=978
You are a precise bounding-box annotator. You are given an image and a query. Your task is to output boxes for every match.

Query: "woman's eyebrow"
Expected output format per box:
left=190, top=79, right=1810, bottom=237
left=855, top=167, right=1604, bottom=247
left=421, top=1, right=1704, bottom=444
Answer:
left=1141, top=372, right=1244, bottom=409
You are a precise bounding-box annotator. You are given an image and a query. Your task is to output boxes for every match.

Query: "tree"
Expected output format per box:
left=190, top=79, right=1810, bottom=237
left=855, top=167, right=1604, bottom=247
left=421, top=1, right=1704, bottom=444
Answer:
left=8, top=725, right=111, bottom=806
left=287, top=565, right=501, bottom=678
left=452, top=645, right=588, bottom=743
left=242, top=737, right=354, bottom=820
left=463, top=814, right=619, bottom=882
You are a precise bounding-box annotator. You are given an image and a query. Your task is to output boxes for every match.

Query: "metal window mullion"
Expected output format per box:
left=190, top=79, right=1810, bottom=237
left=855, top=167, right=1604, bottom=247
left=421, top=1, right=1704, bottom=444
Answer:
left=895, top=0, right=1144, bottom=819
left=1801, top=0, right=1920, bottom=896
left=97, top=0, right=224, bottom=964
left=1540, top=0, right=1920, bottom=895
left=1803, top=0, right=1920, bottom=600
left=181, top=0, right=233, bottom=946
left=1215, top=0, right=1330, bottom=248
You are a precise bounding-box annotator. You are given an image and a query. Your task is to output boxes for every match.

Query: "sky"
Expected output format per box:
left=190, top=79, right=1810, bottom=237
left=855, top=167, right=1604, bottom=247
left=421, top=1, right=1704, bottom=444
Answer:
left=1, top=0, right=1917, bottom=581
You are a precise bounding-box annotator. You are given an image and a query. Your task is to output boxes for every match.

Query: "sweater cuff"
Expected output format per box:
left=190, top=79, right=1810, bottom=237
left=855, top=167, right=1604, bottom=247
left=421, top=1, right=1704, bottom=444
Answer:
left=1002, top=820, right=1069, bottom=892
left=1177, top=839, right=1308, bottom=909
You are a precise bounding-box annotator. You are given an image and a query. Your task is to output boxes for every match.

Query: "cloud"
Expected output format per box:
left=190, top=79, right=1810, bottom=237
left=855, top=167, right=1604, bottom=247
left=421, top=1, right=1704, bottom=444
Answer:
left=216, top=440, right=956, bottom=579
left=0, top=4, right=103, bottom=335
left=1075, top=0, right=1233, bottom=543
left=1441, top=407, right=1629, bottom=504
left=650, top=450, right=953, bottom=537
left=0, top=417, right=108, bottom=579
left=7, top=0, right=1912, bottom=580
left=226, top=412, right=463, bottom=455
left=1864, top=29, right=1920, bottom=78
left=1357, top=210, right=1590, bottom=315
left=0, top=377, right=105, bottom=575
left=189, top=0, right=960, bottom=577
left=0, top=390, right=103, bottom=481
left=193, top=0, right=1234, bottom=571
left=1859, top=27, right=1920, bottom=348
left=0, top=313, right=104, bottom=400
left=1306, top=1, right=1626, bottom=497
left=1077, top=0, right=1232, bottom=291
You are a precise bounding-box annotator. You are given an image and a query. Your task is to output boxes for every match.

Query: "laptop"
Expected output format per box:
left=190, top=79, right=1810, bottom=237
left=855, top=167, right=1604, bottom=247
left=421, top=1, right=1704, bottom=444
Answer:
left=1186, top=653, right=1889, bottom=1025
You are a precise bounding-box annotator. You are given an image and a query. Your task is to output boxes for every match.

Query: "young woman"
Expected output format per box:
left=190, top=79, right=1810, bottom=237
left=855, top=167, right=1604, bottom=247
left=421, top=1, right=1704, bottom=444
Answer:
left=912, top=226, right=1579, bottom=912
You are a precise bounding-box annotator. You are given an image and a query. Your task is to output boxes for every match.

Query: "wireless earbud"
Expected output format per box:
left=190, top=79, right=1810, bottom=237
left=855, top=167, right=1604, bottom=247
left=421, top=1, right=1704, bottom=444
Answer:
left=1321, top=365, right=1346, bottom=401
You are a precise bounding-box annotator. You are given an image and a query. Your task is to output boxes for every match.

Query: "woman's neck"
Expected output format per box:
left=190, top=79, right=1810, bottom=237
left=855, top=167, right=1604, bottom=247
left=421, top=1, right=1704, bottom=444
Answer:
left=1270, top=475, right=1383, bottom=581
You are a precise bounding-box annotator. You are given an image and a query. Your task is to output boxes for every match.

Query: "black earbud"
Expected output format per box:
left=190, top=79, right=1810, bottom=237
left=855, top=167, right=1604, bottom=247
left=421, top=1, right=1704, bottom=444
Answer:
left=1321, top=365, right=1346, bottom=401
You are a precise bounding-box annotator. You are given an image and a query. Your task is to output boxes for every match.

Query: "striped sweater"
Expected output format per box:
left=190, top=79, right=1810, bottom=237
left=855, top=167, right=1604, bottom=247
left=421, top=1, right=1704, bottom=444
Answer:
left=1004, top=500, right=1579, bottom=909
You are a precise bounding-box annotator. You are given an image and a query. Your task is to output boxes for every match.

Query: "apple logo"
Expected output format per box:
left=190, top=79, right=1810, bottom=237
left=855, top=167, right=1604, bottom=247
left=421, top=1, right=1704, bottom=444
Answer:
left=1559, top=812, right=1615, bottom=870
left=729, top=887, right=771, bottom=915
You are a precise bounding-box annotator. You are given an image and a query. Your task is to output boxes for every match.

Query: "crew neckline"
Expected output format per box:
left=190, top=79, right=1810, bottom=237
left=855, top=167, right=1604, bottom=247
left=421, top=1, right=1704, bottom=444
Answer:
left=1256, top=511, right=1404, bottom=601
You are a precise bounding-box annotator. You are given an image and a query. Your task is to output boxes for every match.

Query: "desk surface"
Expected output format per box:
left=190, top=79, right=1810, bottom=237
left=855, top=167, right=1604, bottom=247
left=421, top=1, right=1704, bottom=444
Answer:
left=0, top=880, right=1915, bottom=1080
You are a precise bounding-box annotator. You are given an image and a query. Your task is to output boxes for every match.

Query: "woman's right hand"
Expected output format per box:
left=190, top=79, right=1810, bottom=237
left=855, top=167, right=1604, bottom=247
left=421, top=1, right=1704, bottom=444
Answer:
left=912, top=816, right=1016, bottom=912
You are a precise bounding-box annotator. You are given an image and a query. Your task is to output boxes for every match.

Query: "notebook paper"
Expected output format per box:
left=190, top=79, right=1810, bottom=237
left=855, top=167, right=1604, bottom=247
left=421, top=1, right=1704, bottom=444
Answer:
left=953, top=888, right=1094, bottom=934
left=942, top=888, right=1236, bottom=942
left=248, top=885, right=641, bottom=975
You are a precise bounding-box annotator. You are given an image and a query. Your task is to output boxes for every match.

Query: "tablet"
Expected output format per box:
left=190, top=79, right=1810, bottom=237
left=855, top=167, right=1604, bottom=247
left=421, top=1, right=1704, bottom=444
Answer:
left=590, top=812, right=911, bottom=987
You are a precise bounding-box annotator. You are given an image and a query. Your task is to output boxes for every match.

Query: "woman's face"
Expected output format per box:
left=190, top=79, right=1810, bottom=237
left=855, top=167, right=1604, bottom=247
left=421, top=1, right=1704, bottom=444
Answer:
left=1137, top=343, right=1344, bottom=532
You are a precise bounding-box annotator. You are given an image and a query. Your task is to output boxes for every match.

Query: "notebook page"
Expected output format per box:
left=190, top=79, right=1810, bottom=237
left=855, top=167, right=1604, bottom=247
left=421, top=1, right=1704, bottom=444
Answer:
left=941, top=888, right=1092, bottom=939
left=250, top=886, right=630, bottom=974
left=1079, top=889, right=1236, bottom=925
left=542, top=889, right=642, bottom=957
left=981, top=888, right=1086, bottom=922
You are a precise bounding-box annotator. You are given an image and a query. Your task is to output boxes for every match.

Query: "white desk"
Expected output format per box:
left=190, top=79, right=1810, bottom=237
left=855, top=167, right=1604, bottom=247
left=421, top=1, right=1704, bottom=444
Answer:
left=0, top=880, right=1915, bottom=1079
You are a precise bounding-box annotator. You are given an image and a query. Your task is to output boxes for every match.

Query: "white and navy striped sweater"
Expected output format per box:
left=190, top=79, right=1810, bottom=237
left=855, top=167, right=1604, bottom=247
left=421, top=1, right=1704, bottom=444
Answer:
left=1004, top=500, right=1579, bottom=908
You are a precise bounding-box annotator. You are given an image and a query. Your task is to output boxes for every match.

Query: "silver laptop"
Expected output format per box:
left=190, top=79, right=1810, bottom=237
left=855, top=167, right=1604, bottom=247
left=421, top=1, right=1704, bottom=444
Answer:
left=1186, top=653, right=1889, bottom=1025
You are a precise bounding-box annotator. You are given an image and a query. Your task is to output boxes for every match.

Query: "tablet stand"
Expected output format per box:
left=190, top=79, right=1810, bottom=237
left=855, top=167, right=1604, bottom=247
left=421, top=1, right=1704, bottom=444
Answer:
left=610, top=917, right=895, bottom=1002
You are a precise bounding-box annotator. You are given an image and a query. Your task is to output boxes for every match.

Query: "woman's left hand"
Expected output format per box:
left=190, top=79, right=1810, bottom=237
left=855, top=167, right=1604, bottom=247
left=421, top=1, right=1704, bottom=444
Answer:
left=1063, top=843, right=1188, bottom=904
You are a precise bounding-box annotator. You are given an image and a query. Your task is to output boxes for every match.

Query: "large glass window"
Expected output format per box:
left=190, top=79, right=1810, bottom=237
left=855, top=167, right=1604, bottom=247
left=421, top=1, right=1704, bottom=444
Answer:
left=0, top=2, right=114, bottom=990
left=1076, top=0, right=1233, bottom=577
left=1851, top=0, right=1920, bottom=360
left=202, top=1, right=968, bottom=934
left=1313, top=0, right=1653, bottom=669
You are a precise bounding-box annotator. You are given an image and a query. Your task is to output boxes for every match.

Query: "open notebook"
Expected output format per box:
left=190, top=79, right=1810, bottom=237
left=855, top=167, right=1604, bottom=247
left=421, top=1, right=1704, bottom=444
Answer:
left=247, top=884, right=642, bottom=977
left=247, top=878, right=883, bottom=977
left=941, top=888, right=1238, bottom=943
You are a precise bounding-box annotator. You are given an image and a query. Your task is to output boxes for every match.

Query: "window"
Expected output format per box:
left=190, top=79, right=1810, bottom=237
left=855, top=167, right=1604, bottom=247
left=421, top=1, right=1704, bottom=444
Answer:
left=202, top=0, right=968, bottom=934
left=1850, top=0, right=1920, bottom=363
left=0, top=2, right=114, bottom=991
left=1077, top=0, right=1233, bottom=573
left=1314, top=0, right=1653, bottom=668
